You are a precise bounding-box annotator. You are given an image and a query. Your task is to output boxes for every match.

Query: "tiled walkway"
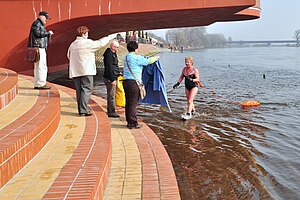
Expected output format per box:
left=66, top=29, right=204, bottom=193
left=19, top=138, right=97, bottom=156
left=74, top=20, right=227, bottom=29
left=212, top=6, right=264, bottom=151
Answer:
left=103, top=117, right=143, bottom=199
left=93, top=96, right=181, bottom=200
left=0, top=74, right=180, bottom=199
left=0, top=78, right=85, bottom=199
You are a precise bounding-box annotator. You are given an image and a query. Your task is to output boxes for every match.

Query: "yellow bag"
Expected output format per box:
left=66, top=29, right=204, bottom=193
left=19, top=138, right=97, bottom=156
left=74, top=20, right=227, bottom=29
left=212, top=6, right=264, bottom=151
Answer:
left=116, top=76, right=125, bottom=107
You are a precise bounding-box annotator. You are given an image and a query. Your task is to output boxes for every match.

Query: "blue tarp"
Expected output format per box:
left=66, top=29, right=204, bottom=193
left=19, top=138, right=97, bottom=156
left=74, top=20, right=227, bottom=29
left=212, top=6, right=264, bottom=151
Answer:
left=140, top=60, right=172, bottom=112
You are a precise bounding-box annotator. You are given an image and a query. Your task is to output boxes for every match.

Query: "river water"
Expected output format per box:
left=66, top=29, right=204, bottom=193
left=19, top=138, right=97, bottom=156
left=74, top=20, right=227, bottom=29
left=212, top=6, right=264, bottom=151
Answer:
left=137, top=47, right=300, bottom=200
left=52, top=47, right=300, bottom=200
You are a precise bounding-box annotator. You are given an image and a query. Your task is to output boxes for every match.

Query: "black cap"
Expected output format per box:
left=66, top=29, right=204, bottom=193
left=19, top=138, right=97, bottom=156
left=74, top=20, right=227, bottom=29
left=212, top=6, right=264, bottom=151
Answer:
left=39, top=11, right=51, bottom=19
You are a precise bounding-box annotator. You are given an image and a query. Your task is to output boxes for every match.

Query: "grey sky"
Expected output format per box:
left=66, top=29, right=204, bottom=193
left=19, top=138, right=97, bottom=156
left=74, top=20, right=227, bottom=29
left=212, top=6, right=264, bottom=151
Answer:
left=150, top=0, right=300, bottom=41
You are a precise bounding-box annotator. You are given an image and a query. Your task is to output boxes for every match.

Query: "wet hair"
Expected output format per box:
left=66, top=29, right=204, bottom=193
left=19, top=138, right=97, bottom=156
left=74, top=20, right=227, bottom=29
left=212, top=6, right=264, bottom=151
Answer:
left=127, top=41, right=138, bottom=52
left=185, top=56, right=193, bottom=64
left=77, top=26, right=89, bottom=36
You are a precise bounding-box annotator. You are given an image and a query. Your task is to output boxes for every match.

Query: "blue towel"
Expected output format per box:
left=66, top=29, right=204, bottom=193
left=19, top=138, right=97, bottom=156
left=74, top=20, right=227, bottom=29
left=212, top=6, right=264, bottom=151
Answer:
left=140, top=60, right=172, bottom=112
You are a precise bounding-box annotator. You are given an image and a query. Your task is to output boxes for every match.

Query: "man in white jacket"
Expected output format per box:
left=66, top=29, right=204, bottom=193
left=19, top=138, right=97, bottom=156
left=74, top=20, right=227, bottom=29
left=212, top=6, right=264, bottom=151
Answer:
left=67, top=26, right=112, bottom=116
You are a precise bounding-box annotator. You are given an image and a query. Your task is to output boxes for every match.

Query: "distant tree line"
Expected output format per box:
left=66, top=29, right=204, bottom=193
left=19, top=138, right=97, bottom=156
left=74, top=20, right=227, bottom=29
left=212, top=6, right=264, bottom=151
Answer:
left=165, top=27, right=227, bottom=49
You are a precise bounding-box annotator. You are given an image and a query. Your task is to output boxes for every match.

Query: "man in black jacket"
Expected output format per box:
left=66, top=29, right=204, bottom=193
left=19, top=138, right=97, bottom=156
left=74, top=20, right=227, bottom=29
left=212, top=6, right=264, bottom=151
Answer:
left=28, top=11, right=54, bottom=89
left=103, top=40, right=120, bottom=118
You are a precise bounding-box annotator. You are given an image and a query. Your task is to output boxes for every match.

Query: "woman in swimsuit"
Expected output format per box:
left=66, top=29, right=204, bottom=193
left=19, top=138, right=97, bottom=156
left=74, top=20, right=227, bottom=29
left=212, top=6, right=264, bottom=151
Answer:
left=173, top=56, right=200, bottom=116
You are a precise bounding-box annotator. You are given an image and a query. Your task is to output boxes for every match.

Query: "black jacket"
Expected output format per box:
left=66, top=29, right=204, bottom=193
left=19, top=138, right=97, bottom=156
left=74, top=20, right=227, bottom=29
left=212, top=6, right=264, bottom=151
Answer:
left=27, top=18, right=51, bottom=49
left=103, top=48, right=120, bottom=81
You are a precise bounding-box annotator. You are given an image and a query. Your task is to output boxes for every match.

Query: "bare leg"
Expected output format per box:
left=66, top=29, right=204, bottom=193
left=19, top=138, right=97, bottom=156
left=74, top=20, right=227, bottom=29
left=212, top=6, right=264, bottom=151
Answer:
left=185, top=87, right=198, bottom=114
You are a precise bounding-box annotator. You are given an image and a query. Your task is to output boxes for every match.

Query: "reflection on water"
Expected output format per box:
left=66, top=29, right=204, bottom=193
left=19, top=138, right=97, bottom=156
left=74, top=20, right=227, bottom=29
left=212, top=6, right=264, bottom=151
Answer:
left=138, top=47, right=300, bottom=200
left=140, top=104, right=272, bottom=199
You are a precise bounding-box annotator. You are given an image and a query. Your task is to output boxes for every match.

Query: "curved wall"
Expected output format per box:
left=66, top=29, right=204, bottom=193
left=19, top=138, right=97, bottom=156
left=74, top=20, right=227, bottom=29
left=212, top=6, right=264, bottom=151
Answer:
left=0, top=0, right=259, bottom=73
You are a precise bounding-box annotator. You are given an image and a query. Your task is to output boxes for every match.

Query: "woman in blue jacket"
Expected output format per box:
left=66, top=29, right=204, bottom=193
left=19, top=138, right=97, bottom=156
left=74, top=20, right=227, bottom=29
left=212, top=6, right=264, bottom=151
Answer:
left=123, top=41, right=158, bottom=129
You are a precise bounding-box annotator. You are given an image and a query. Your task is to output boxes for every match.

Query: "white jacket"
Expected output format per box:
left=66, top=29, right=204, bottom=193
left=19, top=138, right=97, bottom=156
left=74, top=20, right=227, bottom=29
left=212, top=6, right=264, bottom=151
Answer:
left=67, top=36, right=109, bottom=78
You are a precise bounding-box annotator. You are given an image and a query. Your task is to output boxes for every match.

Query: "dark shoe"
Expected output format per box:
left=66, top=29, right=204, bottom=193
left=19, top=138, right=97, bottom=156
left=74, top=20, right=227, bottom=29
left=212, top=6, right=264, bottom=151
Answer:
left=79, top=113, right=93, bottom=116
left=134, top=124, right=142, bottom=129
left=108, top=113, right=120, bottom=118
left=127, top=124, right=142, bottom=129
left=34, top=85, right=51, bottom=90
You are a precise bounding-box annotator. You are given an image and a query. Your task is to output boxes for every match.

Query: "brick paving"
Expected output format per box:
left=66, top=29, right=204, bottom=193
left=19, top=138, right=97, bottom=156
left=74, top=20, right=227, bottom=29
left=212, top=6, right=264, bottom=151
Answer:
left=0, top=71, right=180, bottom=199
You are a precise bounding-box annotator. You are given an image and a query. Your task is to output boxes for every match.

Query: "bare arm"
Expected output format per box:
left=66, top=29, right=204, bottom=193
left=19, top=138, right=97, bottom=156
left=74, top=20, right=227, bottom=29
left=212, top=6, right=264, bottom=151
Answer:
left=192, top=68, right=200, bottom=82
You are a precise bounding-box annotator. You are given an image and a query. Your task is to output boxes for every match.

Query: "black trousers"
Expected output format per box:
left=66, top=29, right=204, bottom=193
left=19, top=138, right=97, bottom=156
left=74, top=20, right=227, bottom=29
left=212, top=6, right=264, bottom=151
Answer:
left=123, top=80, right=139, bottom=126
left=104, top=78, right=116, bottom=114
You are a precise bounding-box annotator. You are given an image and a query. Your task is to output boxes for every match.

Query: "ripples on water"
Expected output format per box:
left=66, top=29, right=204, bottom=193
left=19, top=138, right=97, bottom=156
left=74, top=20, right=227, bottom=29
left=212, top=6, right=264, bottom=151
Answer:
left=138, top=47, right=300, bottom=199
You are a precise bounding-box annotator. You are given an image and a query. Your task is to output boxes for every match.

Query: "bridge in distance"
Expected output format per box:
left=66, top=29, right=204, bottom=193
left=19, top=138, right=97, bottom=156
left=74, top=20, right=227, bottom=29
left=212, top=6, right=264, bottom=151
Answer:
left=227, top=40, right=298, bottom=45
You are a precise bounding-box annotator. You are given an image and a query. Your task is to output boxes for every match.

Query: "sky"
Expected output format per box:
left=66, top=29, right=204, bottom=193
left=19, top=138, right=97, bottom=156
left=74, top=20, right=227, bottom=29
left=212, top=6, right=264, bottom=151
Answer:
left=150, top=0, right=300, bottom=41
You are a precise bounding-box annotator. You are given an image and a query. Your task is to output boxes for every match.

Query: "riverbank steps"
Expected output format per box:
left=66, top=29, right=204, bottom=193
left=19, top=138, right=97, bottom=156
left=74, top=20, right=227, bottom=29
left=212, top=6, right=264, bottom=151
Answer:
left=0, top=68, right=180, bottom=199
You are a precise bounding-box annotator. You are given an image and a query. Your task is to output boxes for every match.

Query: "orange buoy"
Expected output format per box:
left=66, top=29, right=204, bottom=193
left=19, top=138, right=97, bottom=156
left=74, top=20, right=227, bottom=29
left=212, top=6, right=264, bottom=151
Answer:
left=241, top=100, right=260, bottom=107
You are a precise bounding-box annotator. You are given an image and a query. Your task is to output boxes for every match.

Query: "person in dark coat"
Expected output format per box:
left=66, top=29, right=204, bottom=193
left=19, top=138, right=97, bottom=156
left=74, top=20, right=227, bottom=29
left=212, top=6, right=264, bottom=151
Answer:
left=27, top=11, right=54, bottom=89
left=103, top=40, right=121, bottom=118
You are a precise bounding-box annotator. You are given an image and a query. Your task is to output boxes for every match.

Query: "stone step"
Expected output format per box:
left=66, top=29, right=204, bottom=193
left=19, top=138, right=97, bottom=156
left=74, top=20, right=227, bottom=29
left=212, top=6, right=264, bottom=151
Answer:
left=0, top=75, right=60, bottom=189
left=0, top=81, right=112, bottom=200
left=0, top=68, right=18, bottom=110
left=0, top=74, right=180, bottom=199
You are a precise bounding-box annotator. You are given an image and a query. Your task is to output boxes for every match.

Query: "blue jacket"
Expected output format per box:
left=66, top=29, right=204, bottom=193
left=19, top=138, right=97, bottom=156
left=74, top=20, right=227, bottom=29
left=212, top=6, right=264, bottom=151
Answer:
left=123, top=53, right=150, bottom=82
left=140, top=60, right=172, bottom=112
